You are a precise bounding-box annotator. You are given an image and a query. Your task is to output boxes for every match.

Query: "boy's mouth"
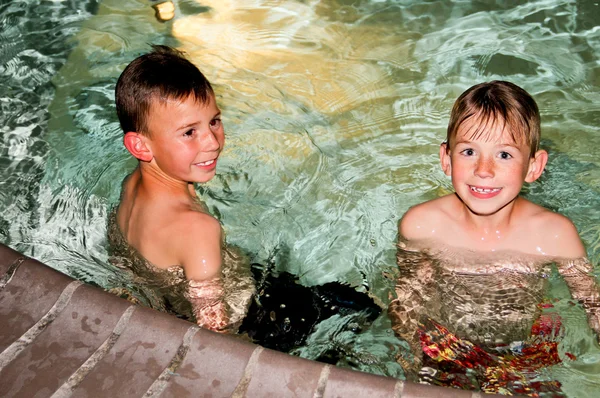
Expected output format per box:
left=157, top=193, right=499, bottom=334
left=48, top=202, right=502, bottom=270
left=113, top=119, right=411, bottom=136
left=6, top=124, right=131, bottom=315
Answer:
left=469, top=185, right=502, bottom=198
left=469, top=185, right=501, bottom=194
left=194, top=158, right=217, bottom=168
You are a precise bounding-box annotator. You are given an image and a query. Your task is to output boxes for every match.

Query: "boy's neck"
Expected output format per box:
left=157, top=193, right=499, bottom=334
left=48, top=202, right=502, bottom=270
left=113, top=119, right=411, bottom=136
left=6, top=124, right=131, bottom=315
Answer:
left=460, top=196, right=521, bottom=234
left=137, top=162, right=196, bottom=199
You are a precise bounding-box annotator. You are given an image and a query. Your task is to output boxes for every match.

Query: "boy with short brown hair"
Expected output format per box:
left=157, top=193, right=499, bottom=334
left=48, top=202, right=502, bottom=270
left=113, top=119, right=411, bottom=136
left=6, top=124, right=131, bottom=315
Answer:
left=110, top=45, right=252, bottom=332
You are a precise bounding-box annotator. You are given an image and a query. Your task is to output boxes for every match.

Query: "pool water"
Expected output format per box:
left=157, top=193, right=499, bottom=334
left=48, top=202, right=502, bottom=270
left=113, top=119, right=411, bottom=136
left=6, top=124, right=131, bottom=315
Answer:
left=1, top=0, right=599, bottom=395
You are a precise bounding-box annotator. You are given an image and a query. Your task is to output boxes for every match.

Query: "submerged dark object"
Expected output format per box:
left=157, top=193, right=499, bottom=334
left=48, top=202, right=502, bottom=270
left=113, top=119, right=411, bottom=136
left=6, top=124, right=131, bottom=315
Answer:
left=239, top=264, right=382, bottom=353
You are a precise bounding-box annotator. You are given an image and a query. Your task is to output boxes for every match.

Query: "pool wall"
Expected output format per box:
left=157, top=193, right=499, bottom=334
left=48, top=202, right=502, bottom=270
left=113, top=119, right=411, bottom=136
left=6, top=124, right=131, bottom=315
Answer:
left=0, top=242, right=506, bottom=397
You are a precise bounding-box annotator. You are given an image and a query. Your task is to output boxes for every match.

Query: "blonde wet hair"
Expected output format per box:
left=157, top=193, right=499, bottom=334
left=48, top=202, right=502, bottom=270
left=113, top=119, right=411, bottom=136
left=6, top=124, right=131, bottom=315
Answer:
left=446, top=80, right=541, bottom=158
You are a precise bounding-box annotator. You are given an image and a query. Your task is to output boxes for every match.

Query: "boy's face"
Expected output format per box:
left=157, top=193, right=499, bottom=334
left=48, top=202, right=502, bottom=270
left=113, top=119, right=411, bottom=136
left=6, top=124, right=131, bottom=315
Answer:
left=440, top=117, right=546, bottom=216
left=143, top=94, right=224, bottom=184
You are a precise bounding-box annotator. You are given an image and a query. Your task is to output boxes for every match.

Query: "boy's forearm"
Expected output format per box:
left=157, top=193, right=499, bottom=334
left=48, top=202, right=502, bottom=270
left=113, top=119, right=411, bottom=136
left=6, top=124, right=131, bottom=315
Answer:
left=389, top=278, right=425, bottom=354
left=388, top=297, right=423, bottom=376
left=570, top=284, right=600, bottom=336
left=186, top=277, right=230, bottom=332
left=559, top=258, right=600, bottom=337
left=389, top=247, right=435, bottom=377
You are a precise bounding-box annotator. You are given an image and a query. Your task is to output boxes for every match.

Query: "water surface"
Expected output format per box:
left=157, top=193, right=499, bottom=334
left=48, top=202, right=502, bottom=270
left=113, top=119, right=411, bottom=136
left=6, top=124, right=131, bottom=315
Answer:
left=1, top=0, right=599, bottom=395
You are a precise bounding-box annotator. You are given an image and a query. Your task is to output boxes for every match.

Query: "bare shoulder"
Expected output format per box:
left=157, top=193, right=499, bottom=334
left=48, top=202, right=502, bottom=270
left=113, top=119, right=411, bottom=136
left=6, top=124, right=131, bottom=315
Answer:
left=399, top=195, right=456, bottom=241
left=521, top=200, right=586, bottom=259
left=169, top=210, right=223, bottom=281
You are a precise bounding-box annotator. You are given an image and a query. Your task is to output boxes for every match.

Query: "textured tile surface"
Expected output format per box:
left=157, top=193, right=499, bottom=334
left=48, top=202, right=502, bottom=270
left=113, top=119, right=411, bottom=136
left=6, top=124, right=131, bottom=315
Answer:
left=0, top=259, right=73, bottom=352
left=161, top=329, right=257, bottom=397
left=245, top=348, right=324, bottom=397
left=401, top=380, right=473, bottom=398
left=71, top=305, right=190, bottom=397
left=323, top=365, right=399, bottom=398
left=0, top=244, right=21, bottom=274
left=0, top=284, right=130, bottom=398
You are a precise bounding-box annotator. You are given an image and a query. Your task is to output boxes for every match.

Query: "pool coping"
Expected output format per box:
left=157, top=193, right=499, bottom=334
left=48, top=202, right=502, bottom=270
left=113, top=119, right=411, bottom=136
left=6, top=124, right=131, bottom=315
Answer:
left=0, top=242, right=507, bottom=397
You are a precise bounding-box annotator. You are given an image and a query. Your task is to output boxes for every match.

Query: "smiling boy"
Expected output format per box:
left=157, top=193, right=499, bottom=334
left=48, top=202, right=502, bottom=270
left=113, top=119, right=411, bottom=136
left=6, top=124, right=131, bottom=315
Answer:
left=389, top=81, right=600, bottom=386
left=400, top=81, right=585, bottom=257
left=109, top=45, right=252, bottom=332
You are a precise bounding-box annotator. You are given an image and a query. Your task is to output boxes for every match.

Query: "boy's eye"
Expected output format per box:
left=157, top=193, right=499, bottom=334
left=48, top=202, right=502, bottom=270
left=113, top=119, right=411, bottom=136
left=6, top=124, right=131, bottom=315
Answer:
left=499, top=151, right=512, bottom=159
left=461, top=148, right=475, bottom=156
left=209, top=118, right=222, bottom=128
left=184, top=129, right=194, bottom=137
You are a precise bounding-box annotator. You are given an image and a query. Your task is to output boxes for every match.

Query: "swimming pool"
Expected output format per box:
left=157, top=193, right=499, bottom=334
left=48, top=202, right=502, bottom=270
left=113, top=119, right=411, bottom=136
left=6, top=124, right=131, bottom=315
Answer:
left=1, top=0, right=599, bottom=395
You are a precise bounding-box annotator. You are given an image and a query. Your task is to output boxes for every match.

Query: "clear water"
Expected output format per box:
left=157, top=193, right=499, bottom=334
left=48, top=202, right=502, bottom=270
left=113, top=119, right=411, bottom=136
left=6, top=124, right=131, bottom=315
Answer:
left=1, top=0, right=599, bottom=395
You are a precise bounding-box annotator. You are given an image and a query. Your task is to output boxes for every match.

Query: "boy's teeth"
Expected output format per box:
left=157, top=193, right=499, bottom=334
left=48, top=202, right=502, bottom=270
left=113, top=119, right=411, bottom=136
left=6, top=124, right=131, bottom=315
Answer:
left=197, top=159, right=214, bottom=166
left=471, top=186, right=499, bottom=193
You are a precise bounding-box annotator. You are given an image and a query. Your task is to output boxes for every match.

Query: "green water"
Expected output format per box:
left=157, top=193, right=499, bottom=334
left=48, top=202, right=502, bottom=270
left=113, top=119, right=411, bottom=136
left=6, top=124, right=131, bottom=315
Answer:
left=1, top=0, right=599, bottom=395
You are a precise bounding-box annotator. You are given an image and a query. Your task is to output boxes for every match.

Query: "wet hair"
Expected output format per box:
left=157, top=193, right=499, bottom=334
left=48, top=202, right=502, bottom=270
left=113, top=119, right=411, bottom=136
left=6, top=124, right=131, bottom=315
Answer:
left=115, top=45, right=214, bottom=135
left=446, top=81, right=541, bottom=157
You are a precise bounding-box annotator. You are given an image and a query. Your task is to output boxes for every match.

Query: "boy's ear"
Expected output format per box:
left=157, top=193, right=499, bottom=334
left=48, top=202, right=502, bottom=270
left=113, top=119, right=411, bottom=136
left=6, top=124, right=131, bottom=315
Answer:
left=439, top=142, right=452, bottom=176
left=525, top=149, right=548, bottom=183
left=123, top=132, right=153, bottom=162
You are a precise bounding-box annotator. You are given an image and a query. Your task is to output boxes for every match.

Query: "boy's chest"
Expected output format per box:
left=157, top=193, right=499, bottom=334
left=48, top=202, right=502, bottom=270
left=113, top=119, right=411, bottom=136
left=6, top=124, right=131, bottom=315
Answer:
left=438, top=223, right=549, bottom=258
left=417, top=237, right=553, bottom=277
left=440, top=259, right=544, bottom=275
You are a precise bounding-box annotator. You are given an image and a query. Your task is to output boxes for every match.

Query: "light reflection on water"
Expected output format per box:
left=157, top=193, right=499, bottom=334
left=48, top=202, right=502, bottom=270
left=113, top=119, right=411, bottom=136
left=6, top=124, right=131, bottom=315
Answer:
left=1, top=0, right=600, bottom=393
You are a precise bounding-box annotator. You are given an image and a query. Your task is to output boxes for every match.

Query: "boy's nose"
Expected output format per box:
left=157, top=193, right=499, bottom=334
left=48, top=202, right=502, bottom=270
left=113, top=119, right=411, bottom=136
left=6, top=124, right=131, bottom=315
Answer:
left=201, top=129, right=221, bottom=151
left=474, top=157, right=495, bottom=178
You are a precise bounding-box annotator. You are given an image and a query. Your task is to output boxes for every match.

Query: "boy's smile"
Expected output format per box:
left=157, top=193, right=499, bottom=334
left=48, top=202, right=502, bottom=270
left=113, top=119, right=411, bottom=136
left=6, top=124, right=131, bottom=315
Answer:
left=143, top=94, right=224, bottom=184
left=468, top=185, right=502, bottom=199
left=195, top=159, right=216, bottom=168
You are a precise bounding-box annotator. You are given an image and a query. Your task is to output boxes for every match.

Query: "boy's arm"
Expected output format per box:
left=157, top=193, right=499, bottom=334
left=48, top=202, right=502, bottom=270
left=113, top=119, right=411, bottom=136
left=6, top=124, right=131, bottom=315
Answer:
left=549, top=216, right=600, bottom=339
left=398, top=199, right=447, bottom=242
left=557, top=257, right=600, bottom=339
left=398, top=203, right=429, bottom=241
left=389, top=241, right=436, bottom=378
left=177, top=213, right=230, bottom=332
left=540, top=214, right=587, bottom=259
left=179, top=213, right=223, bottom=281
left=390, top=210, right=439, bottom=378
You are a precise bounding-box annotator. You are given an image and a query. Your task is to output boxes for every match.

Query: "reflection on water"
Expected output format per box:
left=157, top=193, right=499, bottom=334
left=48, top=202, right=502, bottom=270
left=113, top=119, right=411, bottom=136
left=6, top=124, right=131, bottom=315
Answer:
left=1, top=0, right=600, bottom=394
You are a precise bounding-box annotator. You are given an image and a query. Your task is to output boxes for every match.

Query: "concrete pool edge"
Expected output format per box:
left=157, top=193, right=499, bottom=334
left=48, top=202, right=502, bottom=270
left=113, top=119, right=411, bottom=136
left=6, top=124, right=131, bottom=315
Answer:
left=0, top=243, right=504, bottom=397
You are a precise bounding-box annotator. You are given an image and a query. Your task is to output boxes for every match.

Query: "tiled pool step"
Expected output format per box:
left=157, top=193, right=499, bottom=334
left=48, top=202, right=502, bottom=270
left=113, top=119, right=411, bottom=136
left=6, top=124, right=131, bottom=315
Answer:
left=0, top=243, right=506, bottom=397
